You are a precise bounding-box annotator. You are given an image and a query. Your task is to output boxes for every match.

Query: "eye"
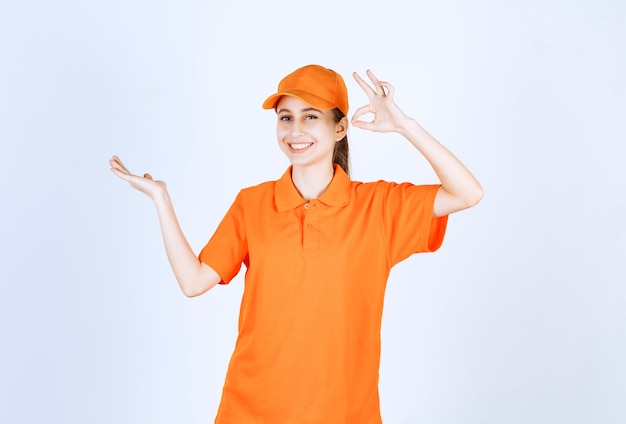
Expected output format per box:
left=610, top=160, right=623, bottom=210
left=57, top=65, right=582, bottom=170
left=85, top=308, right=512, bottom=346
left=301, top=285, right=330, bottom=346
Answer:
left=279, top=115, right=292, bottom=121
left=305, top=115, right=318, bottom=120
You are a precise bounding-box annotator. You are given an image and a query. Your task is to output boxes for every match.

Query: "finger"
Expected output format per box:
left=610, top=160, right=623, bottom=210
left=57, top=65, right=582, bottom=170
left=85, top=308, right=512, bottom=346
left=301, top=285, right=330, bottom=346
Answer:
left=351, top=105, right=376, bottom=132
left=110, top=161, right=130, bottom=176
left=110, top=156, right=130, bottom=174
left=144, top=173, right=154, bottom=181
left=352, top=72, right=376, bottom=97
left=111, top=155, right=124, bottom=167
left=380, top=81, right=395, bottom=98
left=350, top=104, right=372, bottom=123
left=366, top=69, right=385, bottom=96
left=110, top=166, right=134, bottom=181
left=351, top=118, right=375, bottom=132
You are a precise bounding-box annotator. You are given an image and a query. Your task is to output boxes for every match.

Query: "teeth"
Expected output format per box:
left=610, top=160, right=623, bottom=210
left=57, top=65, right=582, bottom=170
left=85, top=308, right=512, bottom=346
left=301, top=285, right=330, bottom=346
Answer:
left=290, top=143, right=312, bottom=150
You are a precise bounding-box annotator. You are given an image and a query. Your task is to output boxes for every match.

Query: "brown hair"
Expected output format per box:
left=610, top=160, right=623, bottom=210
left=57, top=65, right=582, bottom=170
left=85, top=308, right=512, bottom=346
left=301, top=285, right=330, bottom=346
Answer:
left=331, top=108, right=350, bottom=177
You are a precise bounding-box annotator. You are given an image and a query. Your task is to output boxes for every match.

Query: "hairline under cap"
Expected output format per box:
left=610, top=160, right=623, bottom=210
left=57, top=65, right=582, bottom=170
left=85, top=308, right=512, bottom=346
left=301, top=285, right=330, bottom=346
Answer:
left=264, top=90, right=339, bottom=113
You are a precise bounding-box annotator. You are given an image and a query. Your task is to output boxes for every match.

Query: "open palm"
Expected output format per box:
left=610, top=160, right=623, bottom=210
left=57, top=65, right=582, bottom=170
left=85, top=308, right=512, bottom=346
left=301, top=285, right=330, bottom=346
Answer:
left=109, top=155, right=167, bottom=200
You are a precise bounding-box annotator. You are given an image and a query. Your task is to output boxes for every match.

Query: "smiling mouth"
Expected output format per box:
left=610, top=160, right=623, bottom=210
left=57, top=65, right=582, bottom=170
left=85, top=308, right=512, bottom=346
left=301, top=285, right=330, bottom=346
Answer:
left=289, top=142, right=313, bottom=151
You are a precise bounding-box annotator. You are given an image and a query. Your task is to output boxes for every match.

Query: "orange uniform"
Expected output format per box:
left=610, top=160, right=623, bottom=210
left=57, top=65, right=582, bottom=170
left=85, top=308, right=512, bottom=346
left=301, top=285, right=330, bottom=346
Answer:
left=199, top=165, right=448, bottom=423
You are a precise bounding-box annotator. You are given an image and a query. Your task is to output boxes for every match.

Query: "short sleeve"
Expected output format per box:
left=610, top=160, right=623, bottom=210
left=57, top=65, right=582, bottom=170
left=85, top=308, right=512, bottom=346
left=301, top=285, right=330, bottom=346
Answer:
left=379, top=183, right=448, bottom=266
left=198, top=191, right=249, bottom=284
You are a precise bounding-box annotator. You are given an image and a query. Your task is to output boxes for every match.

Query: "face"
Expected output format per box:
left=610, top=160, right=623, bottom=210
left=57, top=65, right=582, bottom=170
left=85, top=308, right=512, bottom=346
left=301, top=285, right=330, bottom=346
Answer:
left=275, top=96, right=347, bottom=170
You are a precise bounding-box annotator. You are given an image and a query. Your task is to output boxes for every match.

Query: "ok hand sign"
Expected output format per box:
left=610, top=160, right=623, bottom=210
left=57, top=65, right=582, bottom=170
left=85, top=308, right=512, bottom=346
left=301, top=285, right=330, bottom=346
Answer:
left=351, top=70, right=412, bottom=134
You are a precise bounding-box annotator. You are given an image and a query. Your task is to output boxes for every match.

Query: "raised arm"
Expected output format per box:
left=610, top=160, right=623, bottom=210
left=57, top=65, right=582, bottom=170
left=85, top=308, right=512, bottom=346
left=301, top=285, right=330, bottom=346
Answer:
left=351, top=70, right=483, bottom=217
left=109, top=155, right=221, bottom=297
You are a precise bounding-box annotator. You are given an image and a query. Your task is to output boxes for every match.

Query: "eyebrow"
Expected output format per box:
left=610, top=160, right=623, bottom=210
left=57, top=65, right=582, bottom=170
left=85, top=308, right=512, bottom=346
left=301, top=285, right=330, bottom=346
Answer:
left=277, top=107, right=322, bottom=114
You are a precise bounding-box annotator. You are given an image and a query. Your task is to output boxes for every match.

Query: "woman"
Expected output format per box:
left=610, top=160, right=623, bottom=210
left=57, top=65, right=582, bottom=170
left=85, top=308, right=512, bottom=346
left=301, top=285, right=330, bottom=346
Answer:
left=110, top=64, right=482, bottom=423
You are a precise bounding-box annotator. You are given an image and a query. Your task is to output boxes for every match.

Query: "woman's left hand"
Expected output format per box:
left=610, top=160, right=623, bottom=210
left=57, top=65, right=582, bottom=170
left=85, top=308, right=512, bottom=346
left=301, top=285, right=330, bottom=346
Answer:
left=351, top=70, right=411, bottom=133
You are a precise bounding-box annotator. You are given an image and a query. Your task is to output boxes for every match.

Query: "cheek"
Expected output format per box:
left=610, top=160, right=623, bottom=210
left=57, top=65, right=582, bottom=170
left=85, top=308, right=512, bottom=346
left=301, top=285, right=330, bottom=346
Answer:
left=275, top=124, right=286, bottom=140
left=276, top=127, right=287, bottom=142
left=321, top=123, right=338, bottom=140
left=276, top=127, right=290, bottom=150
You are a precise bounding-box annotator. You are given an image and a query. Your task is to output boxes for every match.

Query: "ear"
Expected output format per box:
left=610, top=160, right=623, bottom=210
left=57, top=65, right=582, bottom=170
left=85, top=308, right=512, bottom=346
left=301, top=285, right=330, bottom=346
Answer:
left=335, top=116, right=349, bottom=142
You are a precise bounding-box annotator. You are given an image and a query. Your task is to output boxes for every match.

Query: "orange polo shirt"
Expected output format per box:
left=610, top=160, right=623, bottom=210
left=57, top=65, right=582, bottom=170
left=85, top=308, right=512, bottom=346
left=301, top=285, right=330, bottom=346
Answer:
left=199, top=165, right=447, bottom=424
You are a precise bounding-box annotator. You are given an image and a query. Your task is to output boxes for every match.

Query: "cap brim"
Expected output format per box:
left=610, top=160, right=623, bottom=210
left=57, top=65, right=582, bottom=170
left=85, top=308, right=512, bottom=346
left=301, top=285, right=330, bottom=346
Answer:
left=262, top=90, right=337, bottom=111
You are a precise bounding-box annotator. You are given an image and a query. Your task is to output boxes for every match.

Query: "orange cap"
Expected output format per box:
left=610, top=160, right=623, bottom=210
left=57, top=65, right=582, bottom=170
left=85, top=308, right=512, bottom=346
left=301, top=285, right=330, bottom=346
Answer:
left=262, top=64, right=349, bottom=116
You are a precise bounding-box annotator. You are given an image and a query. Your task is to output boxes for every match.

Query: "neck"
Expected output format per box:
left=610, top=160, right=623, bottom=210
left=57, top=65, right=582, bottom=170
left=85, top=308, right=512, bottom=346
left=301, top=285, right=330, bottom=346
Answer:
left=291, top=163, right=335, bottom=201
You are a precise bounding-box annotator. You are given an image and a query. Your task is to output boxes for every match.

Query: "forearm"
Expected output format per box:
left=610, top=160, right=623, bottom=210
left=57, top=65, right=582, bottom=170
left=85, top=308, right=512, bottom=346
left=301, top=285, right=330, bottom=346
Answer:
left=153, top=191, right=219, bottom=297
left=350, top=70, right=482, bottom=216
left=397, top=117, right=483, bottom=213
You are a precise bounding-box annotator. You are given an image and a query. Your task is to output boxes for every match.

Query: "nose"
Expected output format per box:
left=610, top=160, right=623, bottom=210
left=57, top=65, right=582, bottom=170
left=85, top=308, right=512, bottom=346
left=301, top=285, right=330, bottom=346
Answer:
left=290, top=120, right=306, bottom=136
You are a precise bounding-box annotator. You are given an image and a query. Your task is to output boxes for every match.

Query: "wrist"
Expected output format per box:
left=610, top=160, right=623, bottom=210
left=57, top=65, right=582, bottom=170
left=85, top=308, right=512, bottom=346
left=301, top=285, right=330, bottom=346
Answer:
left=152, top=188, right=171, bottom=207
left=395, top=116, right=422, bottom=137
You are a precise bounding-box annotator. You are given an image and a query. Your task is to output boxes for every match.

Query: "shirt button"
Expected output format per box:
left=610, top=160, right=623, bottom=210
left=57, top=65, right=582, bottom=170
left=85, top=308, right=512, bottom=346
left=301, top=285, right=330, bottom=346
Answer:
left=304, top=203, right=309, bottom=209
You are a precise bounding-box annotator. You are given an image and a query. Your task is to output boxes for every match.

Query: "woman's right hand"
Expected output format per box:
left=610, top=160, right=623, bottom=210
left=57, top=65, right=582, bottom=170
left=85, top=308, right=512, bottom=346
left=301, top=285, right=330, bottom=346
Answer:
left=109, top=155, right=167, bottom=201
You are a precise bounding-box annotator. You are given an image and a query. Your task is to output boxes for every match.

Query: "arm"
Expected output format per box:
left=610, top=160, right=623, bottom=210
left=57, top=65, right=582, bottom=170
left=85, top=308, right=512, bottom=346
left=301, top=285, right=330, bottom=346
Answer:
left=109, top=155, right=221, bottom=297
left=351, top=70, right=483, bottom=217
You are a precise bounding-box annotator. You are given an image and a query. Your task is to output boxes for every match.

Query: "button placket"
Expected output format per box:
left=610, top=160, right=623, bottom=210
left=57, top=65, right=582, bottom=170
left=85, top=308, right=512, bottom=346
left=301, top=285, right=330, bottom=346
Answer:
left=302, top=201, right=319, bottom=250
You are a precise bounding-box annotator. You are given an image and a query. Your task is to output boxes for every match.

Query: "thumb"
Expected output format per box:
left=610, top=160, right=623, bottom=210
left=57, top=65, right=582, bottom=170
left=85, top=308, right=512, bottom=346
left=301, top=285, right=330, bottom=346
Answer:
left=144, top=173, right=154, bottom=180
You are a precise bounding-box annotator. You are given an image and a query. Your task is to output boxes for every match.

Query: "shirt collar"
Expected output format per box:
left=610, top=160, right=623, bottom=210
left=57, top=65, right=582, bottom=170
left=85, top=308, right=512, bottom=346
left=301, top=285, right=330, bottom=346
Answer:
left=275, top=165, right=352, bottom=212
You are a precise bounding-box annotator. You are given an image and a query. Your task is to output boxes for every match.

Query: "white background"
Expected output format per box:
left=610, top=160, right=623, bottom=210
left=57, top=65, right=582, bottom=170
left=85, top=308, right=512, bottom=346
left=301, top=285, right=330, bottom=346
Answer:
left=1, top=0, right=624, bottom=423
